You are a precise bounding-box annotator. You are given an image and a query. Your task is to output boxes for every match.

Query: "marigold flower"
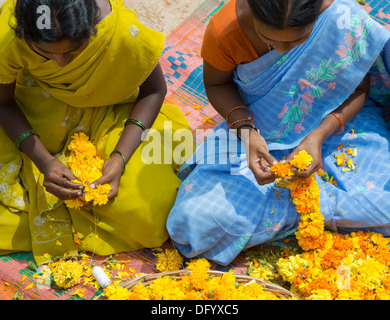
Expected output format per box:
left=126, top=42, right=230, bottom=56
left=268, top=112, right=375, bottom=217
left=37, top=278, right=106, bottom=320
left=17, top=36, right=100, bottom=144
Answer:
left=50, top=260, right=84, bottom=289
left=289, top=150, right=312, bottom=172
left=155, top=249, right=183, bottom=272
left=64, top=133, right=112, bottom=209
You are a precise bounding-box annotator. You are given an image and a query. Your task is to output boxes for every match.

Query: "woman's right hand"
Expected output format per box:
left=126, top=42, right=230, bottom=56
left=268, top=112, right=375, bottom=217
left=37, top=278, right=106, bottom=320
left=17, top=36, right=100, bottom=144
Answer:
left=41, top=157, right=84, bottom=200
left=242, top=128, right=278, bottom=185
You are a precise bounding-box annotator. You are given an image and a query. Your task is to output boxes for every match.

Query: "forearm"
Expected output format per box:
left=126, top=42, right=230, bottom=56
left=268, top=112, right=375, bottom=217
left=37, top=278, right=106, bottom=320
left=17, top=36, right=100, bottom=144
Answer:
left=203, top=61, right=253, bottom=128
left=114, top=91, right=164, bottom=162
left=308, top=73, right=370, bottom=144
left=0, top=101, right=53, bottom=173
left=113, top=63, right=167, bottom=163
left=205, top=81, right=250, bottom=123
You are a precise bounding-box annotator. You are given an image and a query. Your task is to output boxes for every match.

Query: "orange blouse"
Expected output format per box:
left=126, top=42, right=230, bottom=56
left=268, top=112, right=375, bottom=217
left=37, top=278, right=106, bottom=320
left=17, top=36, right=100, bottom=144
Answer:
left=201, top=0, right=259, bottom=71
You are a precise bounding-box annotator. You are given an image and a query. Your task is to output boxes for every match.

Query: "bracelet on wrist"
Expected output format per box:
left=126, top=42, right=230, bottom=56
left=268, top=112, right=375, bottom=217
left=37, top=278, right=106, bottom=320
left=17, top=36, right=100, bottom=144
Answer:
left=15, top=130, right=40, bottom=151
left=236, top=123, right=258, bottom=141
left=110, top=150, right=126, bottom=175
left=330, top=112, right=344, bottom=135
left=125, top=118, right=147, bottom=131
left=226, top=106, right=254, bottom=123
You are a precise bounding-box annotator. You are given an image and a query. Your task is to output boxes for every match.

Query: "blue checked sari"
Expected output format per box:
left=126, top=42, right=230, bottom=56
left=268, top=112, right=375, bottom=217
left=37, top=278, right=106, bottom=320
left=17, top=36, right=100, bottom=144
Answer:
left=167, top=0, right=390, bottom=266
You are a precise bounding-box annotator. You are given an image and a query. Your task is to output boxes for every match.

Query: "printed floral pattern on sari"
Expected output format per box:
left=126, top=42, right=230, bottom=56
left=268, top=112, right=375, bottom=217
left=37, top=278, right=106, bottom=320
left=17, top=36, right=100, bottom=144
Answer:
left=266, top=13, right=375, bottom=142
left=0, top=161, right=28, bottom=211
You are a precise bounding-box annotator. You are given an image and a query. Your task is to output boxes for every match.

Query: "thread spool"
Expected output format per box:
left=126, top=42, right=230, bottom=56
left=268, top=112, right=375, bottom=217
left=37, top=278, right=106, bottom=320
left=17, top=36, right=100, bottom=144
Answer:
left=92, top=266, right=112, bottom=288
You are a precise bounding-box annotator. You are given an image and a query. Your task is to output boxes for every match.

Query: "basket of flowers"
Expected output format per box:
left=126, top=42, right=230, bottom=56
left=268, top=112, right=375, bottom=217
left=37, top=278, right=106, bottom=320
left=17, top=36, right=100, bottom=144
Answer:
left=95, top=259, right=299, bottom=300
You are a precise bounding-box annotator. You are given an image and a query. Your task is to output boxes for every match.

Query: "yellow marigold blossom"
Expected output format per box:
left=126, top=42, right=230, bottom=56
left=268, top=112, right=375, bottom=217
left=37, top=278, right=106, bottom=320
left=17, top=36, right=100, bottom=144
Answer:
left=307, top=289, right=332, bottom=300
left=65, top=133, right=112, bottom=209
left=128, top=283, right=151, bottom=300
left=289, top=150, right=312, bottom=172
left=51, top=260, right=84, bottom=289
left=186, top=258, right=212, bottom=270
left=336, top=288, right=362, bottom=300
left=248, top=263, right=275, bottom=281
left=155, top=249, right=183, bottom=272
left=103, top=284, right=130, bottom=300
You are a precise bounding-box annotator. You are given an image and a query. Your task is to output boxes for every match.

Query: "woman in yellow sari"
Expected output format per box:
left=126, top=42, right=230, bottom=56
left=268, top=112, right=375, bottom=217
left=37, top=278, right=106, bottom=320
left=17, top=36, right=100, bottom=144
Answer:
left=0, top=0, right=191, bottom=265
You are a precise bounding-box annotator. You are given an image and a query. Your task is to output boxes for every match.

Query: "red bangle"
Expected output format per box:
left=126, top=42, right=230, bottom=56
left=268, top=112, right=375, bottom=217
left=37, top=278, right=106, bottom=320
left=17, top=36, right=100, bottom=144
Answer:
left=330, top=112, right=344, bottom=135
left=226, top=106, right=253, bottom=123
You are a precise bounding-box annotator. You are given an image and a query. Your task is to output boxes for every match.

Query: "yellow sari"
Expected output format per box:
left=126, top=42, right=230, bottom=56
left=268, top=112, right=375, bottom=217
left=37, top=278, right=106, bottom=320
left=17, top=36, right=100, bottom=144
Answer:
left=0, top=0, right=192, bottom=265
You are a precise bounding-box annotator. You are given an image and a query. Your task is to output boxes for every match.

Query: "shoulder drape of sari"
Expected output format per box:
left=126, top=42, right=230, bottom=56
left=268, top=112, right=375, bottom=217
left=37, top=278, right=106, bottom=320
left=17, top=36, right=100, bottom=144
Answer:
left=233, top=0, right=390, bottom=151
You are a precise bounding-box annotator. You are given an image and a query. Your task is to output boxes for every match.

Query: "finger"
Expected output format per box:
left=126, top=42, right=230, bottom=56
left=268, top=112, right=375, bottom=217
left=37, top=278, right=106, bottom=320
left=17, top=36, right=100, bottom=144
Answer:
left=45, top=166, right=83, bottom=190
left=62, top=168, right=79, bottom=182
left=256, top=175, right=276, bottom=186
left=296, top=159, right=322, bottom=178
left=44, top=181, right=83, bottom=200
left=107, top=187, right=118, bottom=200
left=44, top=171, right=83, bottom=191
left=251, top=163, right=275, bottom=185
left=59, top=178, right=84, bottom=190
left=260, top=152, right=278, bottom=168
left=90, top=178, right=104, bottom=189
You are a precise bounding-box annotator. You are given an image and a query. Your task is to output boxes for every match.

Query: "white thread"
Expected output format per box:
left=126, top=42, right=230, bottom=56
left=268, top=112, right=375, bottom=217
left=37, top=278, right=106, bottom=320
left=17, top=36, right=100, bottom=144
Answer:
left=92, top=266, right=112, bottom=288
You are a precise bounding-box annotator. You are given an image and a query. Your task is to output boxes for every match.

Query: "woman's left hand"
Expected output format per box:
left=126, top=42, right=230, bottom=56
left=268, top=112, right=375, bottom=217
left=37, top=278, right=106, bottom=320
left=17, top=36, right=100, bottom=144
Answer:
left=285, top=133, right=323, bottom=180
left=89, top=153, right=125, bottom=200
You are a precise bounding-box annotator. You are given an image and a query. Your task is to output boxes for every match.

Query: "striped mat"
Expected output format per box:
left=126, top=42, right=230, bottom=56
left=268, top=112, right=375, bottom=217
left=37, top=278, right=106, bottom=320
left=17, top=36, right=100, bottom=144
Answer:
left=0, top=0, right=389, bottom=300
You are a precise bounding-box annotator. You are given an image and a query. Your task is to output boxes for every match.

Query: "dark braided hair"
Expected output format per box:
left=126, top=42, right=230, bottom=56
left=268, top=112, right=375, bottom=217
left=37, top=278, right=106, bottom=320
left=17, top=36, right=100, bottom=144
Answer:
left=13, top=0, right=99, bottom=43
left=247, top=0, right=323, bottom=29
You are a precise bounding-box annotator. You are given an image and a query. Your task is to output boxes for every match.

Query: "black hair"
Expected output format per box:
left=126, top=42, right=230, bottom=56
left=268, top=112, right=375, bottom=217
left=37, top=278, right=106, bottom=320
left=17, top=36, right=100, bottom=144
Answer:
left=13, top=0, right=99, bottom=43
left=247, top=0, right=323, bottom=29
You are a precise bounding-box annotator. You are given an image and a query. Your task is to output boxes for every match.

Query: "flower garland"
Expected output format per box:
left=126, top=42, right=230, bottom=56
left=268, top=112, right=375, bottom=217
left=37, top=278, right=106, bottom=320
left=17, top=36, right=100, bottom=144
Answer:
left=270, top=150, right=329, bottom=251
left=65, top=132, right=112, bottom=209
left=267, top=150, right=390, bottom=300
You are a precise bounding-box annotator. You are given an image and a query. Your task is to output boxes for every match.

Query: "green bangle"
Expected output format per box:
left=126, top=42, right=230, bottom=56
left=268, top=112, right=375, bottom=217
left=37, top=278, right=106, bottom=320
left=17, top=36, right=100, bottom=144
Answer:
left=110, top=150, right=126, bottom=175
left=15, top=130, right=40, bottom=150
left=125, top=118, right=146, bottom=131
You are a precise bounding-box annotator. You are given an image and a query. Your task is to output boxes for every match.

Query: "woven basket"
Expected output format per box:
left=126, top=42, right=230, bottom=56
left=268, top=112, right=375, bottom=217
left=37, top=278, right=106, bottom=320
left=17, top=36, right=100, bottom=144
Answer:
left=95, top=269, right=298, bottom=300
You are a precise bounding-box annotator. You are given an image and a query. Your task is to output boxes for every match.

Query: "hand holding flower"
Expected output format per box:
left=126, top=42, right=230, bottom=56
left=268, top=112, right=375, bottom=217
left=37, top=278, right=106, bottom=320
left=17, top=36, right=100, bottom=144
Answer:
left=42, top=157, right=84, bottom=200
left=90, top=153, right=124, bottom=200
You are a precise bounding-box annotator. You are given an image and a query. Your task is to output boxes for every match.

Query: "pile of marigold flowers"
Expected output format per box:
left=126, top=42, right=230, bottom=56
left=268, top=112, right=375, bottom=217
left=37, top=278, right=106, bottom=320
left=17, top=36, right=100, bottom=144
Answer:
left=102, top=258, right=296, bottom=300
left=65, top=132, right=112, bottom=209
left=276, top=230, right=390, bottom=300
left=262, top=150, right=390, bottom=300
left=28, top=253, right=138, bottom=299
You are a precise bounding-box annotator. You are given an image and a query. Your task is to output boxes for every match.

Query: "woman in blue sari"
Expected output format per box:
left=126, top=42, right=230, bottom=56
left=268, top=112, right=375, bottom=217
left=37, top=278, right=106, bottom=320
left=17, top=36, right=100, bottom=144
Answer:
left=167, top=0, right=390, bottom=266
